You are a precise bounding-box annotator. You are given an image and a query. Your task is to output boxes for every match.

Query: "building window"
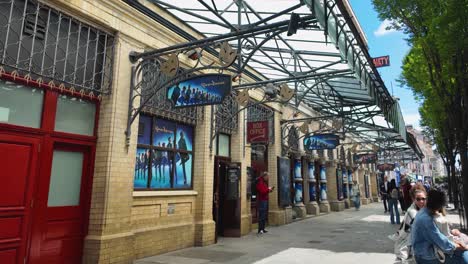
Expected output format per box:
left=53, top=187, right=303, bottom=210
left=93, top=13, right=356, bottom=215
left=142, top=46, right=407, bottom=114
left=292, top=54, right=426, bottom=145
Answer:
left=134, top=115, right=194, bottom=190
left=216, top=133, right=230, bottom=157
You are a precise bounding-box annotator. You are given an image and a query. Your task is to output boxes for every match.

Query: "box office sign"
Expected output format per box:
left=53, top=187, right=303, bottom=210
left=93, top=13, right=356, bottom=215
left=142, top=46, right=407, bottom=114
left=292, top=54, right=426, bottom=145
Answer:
left=247, top=121, right=269, bottom=143
left=353, top=153, right=377, bottom=164
left=304, top=134, right=340, bottom=150
left=167, top=74, right=232, bottom=108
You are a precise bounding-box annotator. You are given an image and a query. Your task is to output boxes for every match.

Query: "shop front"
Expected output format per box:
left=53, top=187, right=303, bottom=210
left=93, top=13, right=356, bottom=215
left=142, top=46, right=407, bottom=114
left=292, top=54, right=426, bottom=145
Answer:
left=0, top=1, right=113, bottom=262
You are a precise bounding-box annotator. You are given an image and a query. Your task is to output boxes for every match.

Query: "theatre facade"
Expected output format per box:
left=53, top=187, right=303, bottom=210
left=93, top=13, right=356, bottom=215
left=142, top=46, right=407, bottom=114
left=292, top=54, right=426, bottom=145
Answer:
left=0, top=0, right=411, bottom=263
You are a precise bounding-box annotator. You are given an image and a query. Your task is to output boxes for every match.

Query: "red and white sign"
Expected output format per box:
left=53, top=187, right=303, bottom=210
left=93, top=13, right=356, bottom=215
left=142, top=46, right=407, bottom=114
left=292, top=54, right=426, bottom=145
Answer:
left=247, top=121, right=269, bottom=143
left=372, top=55, right=390, bottom=68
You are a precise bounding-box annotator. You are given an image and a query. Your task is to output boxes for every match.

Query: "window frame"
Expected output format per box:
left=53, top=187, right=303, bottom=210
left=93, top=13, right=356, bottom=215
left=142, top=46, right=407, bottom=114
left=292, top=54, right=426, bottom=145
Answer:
left=134, top=115, right=195, bottom=191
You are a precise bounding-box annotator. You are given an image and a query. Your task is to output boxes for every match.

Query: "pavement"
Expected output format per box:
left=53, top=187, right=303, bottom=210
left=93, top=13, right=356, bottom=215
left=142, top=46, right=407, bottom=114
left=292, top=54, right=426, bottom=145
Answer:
left=135, top=202, right=461, bottom=264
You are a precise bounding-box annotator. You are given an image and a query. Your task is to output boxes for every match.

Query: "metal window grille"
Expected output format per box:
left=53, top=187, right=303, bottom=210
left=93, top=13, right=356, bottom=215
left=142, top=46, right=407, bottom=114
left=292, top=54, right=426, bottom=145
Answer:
left=327, top=148, right=334, bottom=160
left=287, top=126, right=299, bottom=151
left=215, top=93, right=238, bottom=134
left=0, top=0, right=114, bottom=95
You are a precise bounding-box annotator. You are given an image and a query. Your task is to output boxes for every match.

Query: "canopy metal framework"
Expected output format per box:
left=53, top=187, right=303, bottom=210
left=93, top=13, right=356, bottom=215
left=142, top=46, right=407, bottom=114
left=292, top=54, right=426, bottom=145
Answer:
left=124, top=0, right=420, bottom=160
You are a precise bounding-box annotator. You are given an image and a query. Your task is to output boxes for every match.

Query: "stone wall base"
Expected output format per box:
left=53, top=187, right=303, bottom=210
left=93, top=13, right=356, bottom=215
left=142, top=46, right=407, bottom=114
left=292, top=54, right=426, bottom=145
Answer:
left=344, top=199, right=351, bottom=209
left=84, top=232, right=135, bottom=264
left=269, top=208, right=293, bottom=226
left=194, top=220, right=216, bottom=246
left=361, top=198, right=370, bottom=205
left=329, top=200, right=345, bottom=212
left=306, top=202, right=320, bottom=215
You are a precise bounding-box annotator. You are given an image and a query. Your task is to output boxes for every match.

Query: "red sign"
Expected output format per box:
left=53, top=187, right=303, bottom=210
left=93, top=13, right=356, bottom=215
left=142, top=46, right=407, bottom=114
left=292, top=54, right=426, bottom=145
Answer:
left=247, top=121, right=269, bottom=143
left=372, top=55, right=390, bottom=68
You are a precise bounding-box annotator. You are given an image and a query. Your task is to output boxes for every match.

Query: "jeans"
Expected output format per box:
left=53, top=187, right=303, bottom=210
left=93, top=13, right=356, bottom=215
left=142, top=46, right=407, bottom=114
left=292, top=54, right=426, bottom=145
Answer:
left=382, top=194, right=388, bottom=212
left=353, top=196, right=361, bottom=209
left=415, top=250, right=468, bottom=264
left=258, top=200, right=268, bottom=232
left=388, top=198, right=400, bottom=224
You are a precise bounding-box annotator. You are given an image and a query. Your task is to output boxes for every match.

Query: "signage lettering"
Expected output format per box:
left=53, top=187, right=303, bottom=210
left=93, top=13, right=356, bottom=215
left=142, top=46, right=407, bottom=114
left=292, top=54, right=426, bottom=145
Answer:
left=247, top=121, right=269, bottom=143
left=372, top=55, right=390, bottom=68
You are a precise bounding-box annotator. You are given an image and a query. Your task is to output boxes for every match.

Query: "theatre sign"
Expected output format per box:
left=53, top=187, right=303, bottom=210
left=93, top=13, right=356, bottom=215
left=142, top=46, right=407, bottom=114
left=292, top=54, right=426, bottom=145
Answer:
left=372, top=55, right=390, bottom=68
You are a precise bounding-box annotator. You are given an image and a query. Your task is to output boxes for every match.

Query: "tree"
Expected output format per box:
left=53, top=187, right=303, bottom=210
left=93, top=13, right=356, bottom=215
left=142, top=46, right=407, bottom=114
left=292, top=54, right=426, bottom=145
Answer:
left=373, top=0, right=468, bottom=218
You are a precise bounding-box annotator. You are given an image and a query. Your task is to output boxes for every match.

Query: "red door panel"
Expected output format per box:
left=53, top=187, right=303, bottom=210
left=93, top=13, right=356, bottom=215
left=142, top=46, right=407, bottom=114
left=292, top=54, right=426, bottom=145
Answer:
left=33, top=144, right=91, bottom=264
left=0, top=136, right=39, bottom=264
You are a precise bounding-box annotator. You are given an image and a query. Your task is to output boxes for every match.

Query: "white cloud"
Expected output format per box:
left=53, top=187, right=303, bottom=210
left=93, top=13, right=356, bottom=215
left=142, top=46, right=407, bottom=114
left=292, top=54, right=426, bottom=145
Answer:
left=374, top=19, right=397, bottom=37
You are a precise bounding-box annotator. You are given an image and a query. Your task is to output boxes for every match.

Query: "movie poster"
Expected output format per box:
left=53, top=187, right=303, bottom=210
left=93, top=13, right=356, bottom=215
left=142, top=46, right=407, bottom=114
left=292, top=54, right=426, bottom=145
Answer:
left=175, top=124, right=193, bottom=187
left=153, top=119, right=176, bottom=149
left=137, top=115, right=152, bottom=145
left=149, top=149, right=171, bottom=189
left=294, top=183, right=303, bottom=203
left=320, top=183, right=327, bottom=201
left=309, top=182, right=316, bottom=201
left=308, top=163, right=315, bottom=181
left=342, top=170, right=348, bottom=199
left=134, top=148, right=150, bottom=189
left=320, top=166, right=327, bottom=181
left=294, top=159, right=302, bottom=179
left=336, top=168, right=343, bottom=200
left=167, top=74, right=232, bottom=108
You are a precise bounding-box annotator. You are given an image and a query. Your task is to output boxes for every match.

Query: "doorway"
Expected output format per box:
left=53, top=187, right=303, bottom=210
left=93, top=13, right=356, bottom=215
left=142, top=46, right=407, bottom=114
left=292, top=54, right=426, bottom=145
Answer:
left=213, top=157, right=241, bottom=241
left=250, top=144, right=268, bottom=224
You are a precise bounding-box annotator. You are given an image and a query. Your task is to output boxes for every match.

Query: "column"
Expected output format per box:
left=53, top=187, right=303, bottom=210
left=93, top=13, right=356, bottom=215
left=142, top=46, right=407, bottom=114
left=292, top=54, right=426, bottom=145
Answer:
left=370, top=164, right=380, bottom=202
left=327, top=157, right=345, bottom=211
left=357, top=166, right=369, bottom=205
left=305, top=156, right=320, bottom=215
left=292, top=156, right=306, bottom=218
left=83, top=36, right=137, bottom=263
left=230, top=110, right=252, bottom=235
left=318, top=158, right=331, bottom=213
left=268, top=110, right=292, bottom=225
left=348, top=167, right=355, bottom=208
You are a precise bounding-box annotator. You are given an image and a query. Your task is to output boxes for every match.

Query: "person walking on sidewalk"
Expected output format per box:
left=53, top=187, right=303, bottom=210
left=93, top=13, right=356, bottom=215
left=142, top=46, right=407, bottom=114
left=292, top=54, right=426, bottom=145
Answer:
left=351, top=180, right=361, bottom=210
left=256, top=172, right=274, bottom=235
left=388, top=179, right=401, bottom=225
left=380, top=175, right=390, bottom=213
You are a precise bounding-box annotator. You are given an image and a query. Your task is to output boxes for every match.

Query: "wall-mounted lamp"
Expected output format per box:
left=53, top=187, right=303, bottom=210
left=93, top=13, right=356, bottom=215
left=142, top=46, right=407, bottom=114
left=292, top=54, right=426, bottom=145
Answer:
left=185, top=49, right=201, bottom=60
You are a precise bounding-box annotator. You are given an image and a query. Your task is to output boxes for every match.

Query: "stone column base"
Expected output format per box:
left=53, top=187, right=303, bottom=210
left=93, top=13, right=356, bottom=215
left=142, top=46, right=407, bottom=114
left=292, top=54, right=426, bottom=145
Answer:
left=306, top=202, right=320, bottom=215
left=269, top=208, right=293, bottom=226
left=361, top=198, right=370, bottom=205
left=344, top=199, right=350, bottom=209
left=194, top=220, right=216, bottom=246
left=373, top=197, right=380, bottom=203
left=241, top=214, right=252, bottom=236
left=330, top=200, right=345, bottom=212
left=292, top=204, right=307, bottom=219
left=319, top=201, right=331, bottom=213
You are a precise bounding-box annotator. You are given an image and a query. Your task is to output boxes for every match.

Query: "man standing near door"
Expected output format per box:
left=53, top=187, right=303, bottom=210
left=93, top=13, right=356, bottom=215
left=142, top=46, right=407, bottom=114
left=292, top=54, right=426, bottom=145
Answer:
left=380, top=175, right=389, bottom=213
left=256, top=172, right=274, bottom=234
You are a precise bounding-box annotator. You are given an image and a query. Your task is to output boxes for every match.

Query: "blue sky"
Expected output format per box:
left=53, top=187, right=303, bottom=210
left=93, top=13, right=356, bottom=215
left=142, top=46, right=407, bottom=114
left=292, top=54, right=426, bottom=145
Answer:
left=348, top=0, right=421, bottom=129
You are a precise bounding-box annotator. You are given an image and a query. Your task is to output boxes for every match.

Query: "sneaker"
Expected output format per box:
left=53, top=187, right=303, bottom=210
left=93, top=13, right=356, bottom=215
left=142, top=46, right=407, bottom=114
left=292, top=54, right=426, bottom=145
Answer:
left=257, top=230, right=264, bottom=234
left=262, top=229, right=268, bottom=233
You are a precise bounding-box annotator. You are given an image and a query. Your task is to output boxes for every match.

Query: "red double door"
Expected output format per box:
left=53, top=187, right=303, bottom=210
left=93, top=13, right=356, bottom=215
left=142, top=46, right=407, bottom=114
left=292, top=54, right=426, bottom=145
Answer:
left=0, top=132, right=94, bottom=263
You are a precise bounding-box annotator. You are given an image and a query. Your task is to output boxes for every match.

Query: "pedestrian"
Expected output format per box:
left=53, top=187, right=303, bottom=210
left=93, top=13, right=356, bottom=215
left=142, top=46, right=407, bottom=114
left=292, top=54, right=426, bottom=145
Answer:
left=401, top=177, right=413, bottom=212
left=351, top=180, right=361, bottom=210
left=388, top=179, right=401, bottom=225
left=380, top=175, right=389, bottom=213
left=256, top=172, right=274, bottom=235
left=411, top=189, right=468, bottom=263
left=392, top=183, right=427, bottom=262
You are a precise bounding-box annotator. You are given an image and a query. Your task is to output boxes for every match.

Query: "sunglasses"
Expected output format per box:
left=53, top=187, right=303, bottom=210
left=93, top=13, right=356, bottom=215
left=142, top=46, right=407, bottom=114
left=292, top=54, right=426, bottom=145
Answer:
left=416, top=198, right=427, bottom=201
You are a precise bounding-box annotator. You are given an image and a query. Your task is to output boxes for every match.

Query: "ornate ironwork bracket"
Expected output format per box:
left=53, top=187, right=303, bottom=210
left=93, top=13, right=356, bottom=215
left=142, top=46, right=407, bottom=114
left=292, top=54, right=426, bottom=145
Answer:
left=125, top=15, right=318, bottom=145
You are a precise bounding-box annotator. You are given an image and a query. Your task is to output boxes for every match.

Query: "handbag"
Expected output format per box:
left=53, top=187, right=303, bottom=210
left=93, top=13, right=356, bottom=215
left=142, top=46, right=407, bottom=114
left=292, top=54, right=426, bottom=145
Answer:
left=392, top=213, right=416, bottom=264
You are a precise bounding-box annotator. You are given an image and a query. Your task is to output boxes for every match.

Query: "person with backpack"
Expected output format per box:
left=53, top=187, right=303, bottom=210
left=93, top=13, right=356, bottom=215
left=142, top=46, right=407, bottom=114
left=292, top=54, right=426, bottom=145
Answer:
left=389, top=179, right=401, bottom=225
